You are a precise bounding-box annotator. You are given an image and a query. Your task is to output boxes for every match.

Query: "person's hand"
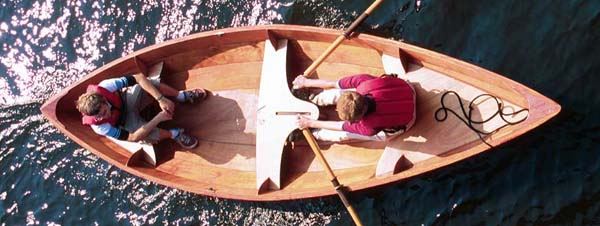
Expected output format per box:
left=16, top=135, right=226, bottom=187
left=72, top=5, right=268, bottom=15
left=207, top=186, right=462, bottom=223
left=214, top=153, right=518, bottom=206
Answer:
left=292, top=75, right=307, bottom=90
left=156, top=110, right=173, bottom=122
left=296, top=115, right=312, bottom=129
left=158, top=97, right=175, bottom=114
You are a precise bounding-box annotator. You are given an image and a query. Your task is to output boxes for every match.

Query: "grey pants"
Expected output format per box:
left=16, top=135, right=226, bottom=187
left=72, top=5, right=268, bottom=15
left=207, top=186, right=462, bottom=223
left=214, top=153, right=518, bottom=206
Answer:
left=121, top=76, right=162, bottom=143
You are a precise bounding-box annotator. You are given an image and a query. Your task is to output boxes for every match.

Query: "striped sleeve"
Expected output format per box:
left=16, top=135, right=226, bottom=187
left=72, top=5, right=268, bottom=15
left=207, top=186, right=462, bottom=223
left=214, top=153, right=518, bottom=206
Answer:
left=97, top=75, right=137, bottom=92
left=91, top=123, right=129, bottom=140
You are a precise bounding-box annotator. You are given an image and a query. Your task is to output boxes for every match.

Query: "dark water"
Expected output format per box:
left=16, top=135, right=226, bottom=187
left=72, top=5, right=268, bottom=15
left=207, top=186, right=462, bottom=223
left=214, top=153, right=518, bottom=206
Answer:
left=1, top=0, right=599, bottom=225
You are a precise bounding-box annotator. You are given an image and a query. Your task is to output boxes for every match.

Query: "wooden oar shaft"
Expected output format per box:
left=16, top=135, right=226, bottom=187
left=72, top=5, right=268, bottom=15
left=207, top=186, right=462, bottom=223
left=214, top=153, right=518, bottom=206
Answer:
left=303, top=0, right=384, bottom=78
left=302, top=129, right=363, bottom=226
left=302, top=35, right=346, bottom=77
left=365, top=0, right=385, bottom=14
left=343, top=0, right=384, bottom=38
left=302, top=129, right=335, bottom=179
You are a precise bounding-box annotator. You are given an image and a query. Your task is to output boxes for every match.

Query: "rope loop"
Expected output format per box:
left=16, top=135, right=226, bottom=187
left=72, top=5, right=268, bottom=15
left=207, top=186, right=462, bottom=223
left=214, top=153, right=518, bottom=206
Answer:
left=435, top=91, right=529, bottom=147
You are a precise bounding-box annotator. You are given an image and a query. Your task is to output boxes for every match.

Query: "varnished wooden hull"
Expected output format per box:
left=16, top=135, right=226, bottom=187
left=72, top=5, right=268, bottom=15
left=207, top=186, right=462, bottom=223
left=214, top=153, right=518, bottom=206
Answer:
left=40, top=25, right=560, bottom=201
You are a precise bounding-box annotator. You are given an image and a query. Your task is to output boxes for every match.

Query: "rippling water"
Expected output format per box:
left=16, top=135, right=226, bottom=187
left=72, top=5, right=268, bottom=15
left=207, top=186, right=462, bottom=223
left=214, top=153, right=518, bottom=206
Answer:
left=1, top=0, right=599, bottom=225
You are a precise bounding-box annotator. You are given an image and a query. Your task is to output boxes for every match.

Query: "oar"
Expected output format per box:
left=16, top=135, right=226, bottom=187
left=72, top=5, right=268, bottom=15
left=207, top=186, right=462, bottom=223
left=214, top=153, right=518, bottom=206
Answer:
left=303, top=0, right=384, bottom=77
left=301, top=129, right=363, bottom=225
left=299, top=1, right=384, bottom=225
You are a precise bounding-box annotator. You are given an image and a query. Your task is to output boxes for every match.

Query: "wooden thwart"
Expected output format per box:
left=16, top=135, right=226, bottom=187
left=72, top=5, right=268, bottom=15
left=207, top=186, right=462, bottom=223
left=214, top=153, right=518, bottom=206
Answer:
left=375, top=52, right=414, bottom=177
left=255, top=37, right=319, bottom=193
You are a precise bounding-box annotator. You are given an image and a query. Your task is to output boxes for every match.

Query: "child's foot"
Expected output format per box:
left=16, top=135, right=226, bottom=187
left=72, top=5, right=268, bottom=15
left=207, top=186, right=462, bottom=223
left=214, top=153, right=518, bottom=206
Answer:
left=174, top=129, right=199, bottom=149
left=183, top=88, right=208, bottom=104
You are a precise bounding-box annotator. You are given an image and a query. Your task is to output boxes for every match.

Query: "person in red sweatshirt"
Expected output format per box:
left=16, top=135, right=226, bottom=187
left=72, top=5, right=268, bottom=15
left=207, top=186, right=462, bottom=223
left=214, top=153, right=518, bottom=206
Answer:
left=293, top=73, right=416, bottom=142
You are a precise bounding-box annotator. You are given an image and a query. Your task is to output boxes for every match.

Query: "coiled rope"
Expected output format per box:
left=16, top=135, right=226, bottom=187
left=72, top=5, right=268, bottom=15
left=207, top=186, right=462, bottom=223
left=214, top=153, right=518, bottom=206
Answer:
left=434, top=91, right=529, bottom=147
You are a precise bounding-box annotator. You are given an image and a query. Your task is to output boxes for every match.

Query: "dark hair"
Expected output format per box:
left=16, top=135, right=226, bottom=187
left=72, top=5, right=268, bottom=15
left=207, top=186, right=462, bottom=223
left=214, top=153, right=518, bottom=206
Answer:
left=380, top=73, right=398, bottom=78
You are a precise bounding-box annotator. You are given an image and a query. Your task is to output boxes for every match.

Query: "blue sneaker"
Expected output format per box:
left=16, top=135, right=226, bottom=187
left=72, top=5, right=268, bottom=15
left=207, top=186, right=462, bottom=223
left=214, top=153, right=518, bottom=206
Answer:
left=174, top=129, right=198, bottom=149
left=183, top=89, right=208, bottom=104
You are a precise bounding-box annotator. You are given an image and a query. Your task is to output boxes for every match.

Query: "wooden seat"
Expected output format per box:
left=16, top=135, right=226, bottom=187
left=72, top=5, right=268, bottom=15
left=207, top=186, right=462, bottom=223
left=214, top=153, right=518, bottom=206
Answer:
left=111, top=61, right=165, bottom=167
left=255, top=38, right=319, bottom=193
left=376, top=51, right=414, bottom=178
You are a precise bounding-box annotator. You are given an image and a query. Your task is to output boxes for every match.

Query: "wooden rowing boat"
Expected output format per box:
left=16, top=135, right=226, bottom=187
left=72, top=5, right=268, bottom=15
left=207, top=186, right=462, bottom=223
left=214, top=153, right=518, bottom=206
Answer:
left=40, top=25, right=560, bottom=201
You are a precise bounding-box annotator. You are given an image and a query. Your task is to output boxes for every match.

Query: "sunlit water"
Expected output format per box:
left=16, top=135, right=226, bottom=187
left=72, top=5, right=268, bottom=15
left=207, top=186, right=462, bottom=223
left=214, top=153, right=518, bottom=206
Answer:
left=1, top=0, right=599, bottom=225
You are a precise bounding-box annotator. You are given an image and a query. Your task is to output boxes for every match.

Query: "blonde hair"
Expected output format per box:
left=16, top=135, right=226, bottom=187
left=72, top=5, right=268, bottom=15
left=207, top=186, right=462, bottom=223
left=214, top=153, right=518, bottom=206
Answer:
left=76, top=93, right=105, bottom=116
left=336, top=91, right=367, bottom=122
